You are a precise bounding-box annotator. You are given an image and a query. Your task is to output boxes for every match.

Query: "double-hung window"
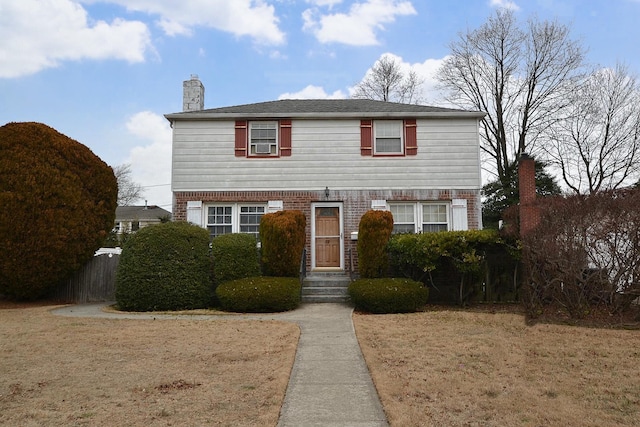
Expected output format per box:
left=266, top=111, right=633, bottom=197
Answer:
left=389, top=204, right=416, bottom=234
left=249, top=121, right=278, bottom=156
left=389, top=202, right=450, bottom=233
left=422, top=204, right=448, bottom=232
left=374, top=120, right=403, bottom=155
left=206, top=204, right=266, bottom=239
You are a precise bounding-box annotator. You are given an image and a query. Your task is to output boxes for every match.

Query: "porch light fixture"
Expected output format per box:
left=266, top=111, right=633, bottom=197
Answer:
left=324, top=186, right=330, bottom=199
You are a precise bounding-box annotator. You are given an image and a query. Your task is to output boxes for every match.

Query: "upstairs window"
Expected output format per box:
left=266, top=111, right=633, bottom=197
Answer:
left=361, top=119, right=417, bottom=156
left=374, top=120, right=403, bottom=154
left=250, top=121, right=278, bottom=156
left=235, top=120, right=292, bottom=158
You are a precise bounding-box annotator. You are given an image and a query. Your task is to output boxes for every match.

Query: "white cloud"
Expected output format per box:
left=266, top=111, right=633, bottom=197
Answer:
left=124, top=111, right=173, bottom=210
left=0, top=0, right=152, bottom=78
left=303, top=0, right=416, bottom=46
left=279, top=84, right=346, bottom=99
left=489, top=0, right=520, bottom=11
left=97, top=0, right=286, bottom=45
left=305, top=0, right=343, bottom=8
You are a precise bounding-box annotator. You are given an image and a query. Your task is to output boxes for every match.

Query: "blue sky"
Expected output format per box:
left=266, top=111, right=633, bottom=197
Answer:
left=1, top=0, right=639, bottom=211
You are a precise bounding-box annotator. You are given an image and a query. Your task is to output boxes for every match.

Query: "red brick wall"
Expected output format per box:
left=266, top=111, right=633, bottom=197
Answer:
left=518, top=153, right=539, bottom=236
left=174, top=188, right=481, bottom=272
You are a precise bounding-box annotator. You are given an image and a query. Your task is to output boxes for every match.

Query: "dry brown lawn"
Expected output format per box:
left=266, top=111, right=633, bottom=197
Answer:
left=354, top=307, right=640, bottom=427
left=0, top=304, right=299, bottom=427
left=3, top=302, right=639, bottom=427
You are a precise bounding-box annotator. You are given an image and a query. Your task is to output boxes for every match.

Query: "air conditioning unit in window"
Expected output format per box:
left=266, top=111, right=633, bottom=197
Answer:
left=255, top=143, right=271, bottom=154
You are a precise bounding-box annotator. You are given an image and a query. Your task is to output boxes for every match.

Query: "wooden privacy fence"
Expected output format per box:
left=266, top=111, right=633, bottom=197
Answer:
left=53, top=253, right=120, bottom=303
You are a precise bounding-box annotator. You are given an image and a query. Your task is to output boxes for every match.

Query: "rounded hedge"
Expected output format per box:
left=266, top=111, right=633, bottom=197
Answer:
left=0, top=122, right=117, bottom=300
left=260, top=210, right=306, bottom=277
left=349, top=278, right=429, bottom=313
left=216, top=276, right=301, bottom=313
left=115, top=222, right=213, bottom=311
left=211, top=233, right=260, bottom=285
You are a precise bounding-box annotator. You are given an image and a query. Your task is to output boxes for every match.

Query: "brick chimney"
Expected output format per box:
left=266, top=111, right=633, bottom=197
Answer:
left=518, top=153, right=539, bottom=236
left=183, top=74, right=204, bottom=112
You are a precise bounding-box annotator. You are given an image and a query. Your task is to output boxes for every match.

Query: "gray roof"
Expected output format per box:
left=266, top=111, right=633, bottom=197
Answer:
left=115, top=205, right=171, bottom=221
left=165, top=99, right=485, bottom=120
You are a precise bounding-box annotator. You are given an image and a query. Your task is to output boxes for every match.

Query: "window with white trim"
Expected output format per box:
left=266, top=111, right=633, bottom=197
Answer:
left=249, top=121, right=278, bottom=156
left=389, top=204, right=416, bottom=234
left=422, top=204, right=448, bottom=232
left=374, top=120, right=403, bottom=154
left=389, top=202, right=450, bottom=233
left=206, top=204, right=266, bottom=238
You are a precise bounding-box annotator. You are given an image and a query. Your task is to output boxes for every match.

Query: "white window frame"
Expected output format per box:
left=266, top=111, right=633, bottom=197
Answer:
left=249, top=121, right=278, bottom=156
left=374, top=120, right=404, bottom=155
left=205, top=203, right=267, bottom=238
left=388, top=202, right=451, bottom=233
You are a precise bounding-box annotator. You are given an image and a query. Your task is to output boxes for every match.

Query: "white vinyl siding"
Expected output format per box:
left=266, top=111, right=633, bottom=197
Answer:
left=171, top=118, right=481, bottom=192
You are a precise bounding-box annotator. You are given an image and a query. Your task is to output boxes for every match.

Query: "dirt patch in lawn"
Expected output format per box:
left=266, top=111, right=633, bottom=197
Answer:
left=0, top=305, right=299, bottom=427
left=354, top=306, right=640, bottom=427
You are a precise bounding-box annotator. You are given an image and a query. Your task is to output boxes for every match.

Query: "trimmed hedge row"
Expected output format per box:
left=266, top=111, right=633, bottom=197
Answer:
left=349, top=278, right=428, bottom=313
left=216, top=277, right=301, bottom=312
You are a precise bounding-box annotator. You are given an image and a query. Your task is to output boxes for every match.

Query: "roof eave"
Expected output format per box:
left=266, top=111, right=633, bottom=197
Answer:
left=164, top=111, right=486, bottom=121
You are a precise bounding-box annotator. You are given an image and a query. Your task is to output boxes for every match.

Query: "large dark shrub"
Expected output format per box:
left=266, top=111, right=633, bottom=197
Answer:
left=358, top=210, right=394, bottom=278
left=115, top=222, right=212, bottom=311
left=349, top=278, right=428, bottom=313
left=0, top=122, right=117, bottom=300
left=216, top=276, right=300, bottom=312
left=211, top=233, right=260, bottom=285
left=260, top=210, right=306, bottom=277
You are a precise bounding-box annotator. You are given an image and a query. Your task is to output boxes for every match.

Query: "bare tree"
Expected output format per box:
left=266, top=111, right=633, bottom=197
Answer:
left=352, top=54, right=424, bottom=104
left=437, top=9, right=584, bottom=183
left=113, top=163, right=144, bottom=206
left=543, top=64, right=640, bottom=194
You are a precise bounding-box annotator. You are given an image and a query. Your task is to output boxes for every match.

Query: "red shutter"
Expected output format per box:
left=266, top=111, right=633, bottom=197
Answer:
left=405, top=119, right=417, bottom=155
left=279, top=119, right=292, bottom=157
left=234, top=120, right=247, bottom=157
left=360, top=119, right=373, bottom=156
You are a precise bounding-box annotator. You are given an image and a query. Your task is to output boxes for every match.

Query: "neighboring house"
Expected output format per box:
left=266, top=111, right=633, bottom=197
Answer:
left=114, top=205, right=171, bottom=234
left=165, top=76, right=485, bottom=273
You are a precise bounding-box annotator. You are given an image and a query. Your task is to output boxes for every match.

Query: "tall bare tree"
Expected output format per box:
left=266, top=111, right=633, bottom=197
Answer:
left=352, top=54, right=424, bottom=104
left=113, top=163, right=144, bottom=206
left=543, top=64, right=640, bottom=194
left=437, top=9, right=584, bottom=184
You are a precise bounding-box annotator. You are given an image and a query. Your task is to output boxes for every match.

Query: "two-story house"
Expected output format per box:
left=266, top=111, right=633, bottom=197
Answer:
left=166, top=76, right=484, bottom=274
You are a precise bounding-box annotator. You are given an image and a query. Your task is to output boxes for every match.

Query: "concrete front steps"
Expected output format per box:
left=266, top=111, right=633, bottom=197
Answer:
left=301, top=272, right=352, bottom=303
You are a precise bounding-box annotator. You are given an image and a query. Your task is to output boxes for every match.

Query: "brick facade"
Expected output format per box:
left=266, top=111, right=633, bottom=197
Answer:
left=518, top=153, right=539, bottom=236
left=174, top=188, right=481, bottom=272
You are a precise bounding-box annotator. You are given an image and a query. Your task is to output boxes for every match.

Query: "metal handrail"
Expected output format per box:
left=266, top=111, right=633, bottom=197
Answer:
left=299, top=247, right=307, bottom=285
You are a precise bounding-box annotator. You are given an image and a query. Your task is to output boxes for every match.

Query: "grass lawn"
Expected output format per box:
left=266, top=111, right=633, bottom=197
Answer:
left=354, top=307, right=640, bottom=426
left=0, top=303, right=299, bottom=427
left=2, top=301, right=639, bottom=426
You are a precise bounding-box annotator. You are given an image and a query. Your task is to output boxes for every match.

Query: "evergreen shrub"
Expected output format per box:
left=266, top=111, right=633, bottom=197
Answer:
left=357, top=210, right=394, bottom=278
left=216, top=276, right=301, bottom=312
left=260, top=210, right=306, bottom=277
left=349, top=278, right=429, bottom=313
left=211, top=233, right=260, bottom=285
left=0, top=122, right=117, bottom=300
left=115, top=222, right=212, bottom=311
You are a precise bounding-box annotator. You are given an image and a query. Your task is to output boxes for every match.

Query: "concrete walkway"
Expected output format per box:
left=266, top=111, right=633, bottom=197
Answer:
left=51, top=303, right=389, bottom=427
